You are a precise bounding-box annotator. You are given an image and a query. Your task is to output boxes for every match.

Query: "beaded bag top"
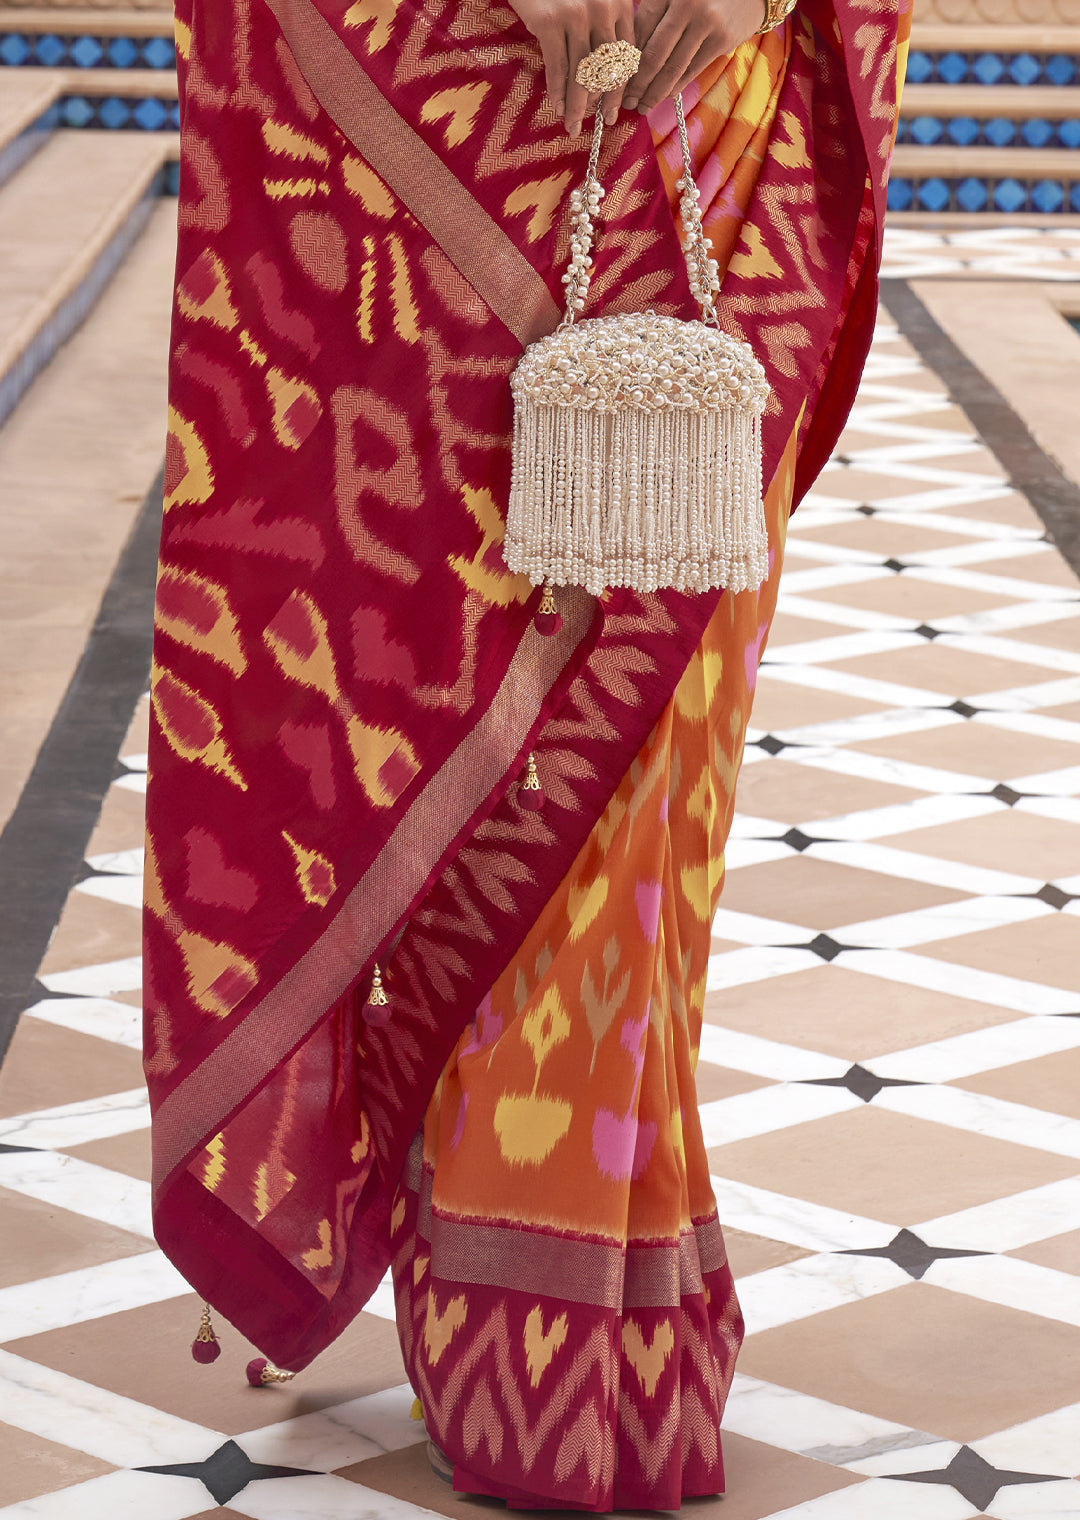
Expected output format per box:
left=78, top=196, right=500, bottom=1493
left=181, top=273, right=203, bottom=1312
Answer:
left=504, top=42, right=771, bottom=600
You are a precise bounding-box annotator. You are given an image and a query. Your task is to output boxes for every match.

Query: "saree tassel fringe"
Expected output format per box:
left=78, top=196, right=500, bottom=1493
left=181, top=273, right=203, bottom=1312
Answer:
left=191, top=1301, right=221, bottom=1364
left=246, top=1357, right=297, bottom=1387
left=533, top=581, right=562, bottom=636
left=364, top=963, right=391, bottom=1028
left=518, top=752, right=545, bottom=812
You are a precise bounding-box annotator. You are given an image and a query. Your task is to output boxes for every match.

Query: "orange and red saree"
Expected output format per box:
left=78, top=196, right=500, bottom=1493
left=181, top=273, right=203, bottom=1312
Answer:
left=146, top=0, right=907, bottom=1507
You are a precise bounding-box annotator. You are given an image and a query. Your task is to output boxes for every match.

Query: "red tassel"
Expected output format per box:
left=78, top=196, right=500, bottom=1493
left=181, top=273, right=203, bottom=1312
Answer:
left=519, top=752, right=545, bottom=811
left=534, top=583, right=562, bottom=637
left=191, top=1303, right=221, bottom=1364
left=247, top=1357, right=296, bottom=1387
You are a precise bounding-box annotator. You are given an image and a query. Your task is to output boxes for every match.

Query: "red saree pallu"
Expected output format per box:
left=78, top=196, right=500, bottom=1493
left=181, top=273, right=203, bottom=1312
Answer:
left=146, top=0, right=908, bottom=1506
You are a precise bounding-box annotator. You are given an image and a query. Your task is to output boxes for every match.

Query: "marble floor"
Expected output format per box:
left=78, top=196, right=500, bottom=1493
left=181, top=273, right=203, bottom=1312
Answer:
left=2, top=271, right=1080, bottom=1517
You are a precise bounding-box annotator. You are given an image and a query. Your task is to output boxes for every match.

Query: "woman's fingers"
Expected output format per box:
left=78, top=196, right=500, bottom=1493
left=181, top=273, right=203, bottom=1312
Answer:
left=623, top=6, right=689, bottom=110
left=631, top=23, right=705, bottom=110
left=600, top=11, right=637, bottom=125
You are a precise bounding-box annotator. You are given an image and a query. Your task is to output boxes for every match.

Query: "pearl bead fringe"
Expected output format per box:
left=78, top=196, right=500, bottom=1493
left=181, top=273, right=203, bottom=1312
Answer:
left=506, top=93, right=771, bottom=600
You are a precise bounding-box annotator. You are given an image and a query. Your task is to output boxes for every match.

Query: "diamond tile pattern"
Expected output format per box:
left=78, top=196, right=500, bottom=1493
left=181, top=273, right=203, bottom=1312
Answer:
left=2, top=314, right=1080, bottom=1518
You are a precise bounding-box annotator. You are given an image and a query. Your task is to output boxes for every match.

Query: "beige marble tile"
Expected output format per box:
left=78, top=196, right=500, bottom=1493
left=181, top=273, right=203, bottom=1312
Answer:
left=0, top=1017, right=144, bottom=1120
left=0, top=1422, right=114, bottom=1506
left=847, top=718, right=1080, bottom=781
left=765, top=612, right=852, bottom=648
left=922, top=916, right=1080, bottom=993
left=955, top=1045, right=1080, bottom=1120
left=745, top=681, right=888, bottom=733
left=694, top=1064, right=774, bottom=1105
left=84, top=782, right=146, bottom=857
left=37, top=889, right=141, bottom=977
left=1008, top=615, right=1080, bottom=653
left=805, top=574, right=1013, bottom=620
left=1009, top=1228, right=1080, bottom=1277
left=63, top=1127, right=152, bottom=1183
left=707, top=1106, right=1078, bottom=1225
left=723, top=1227, right=812, bottom=1279
left=972, top=553, right=1080, bottom=590
left=738, top=1283, right=1080, bottom=1442
left=0, top=1188, right=153, bottom=1291
left=826, top=641, right=1059, bottom=697
left=733, top=759, right=925, bottom=825
left=7, top=1295, right=408, bottom=1435
left=720, top=855, right=967, bottom=931
left=704, top=964, right=1018, bottom=1058
left=792, top=519, right=981, bottom=558
left=891, top=808, right=1080, bottom=883
left=944, top=492, right=1047, bottom=531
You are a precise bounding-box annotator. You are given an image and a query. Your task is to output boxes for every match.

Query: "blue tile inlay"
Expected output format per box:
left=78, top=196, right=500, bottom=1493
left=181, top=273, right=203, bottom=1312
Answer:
left=1045, top=54, right=1076, bottom=87
left=1071, top=184, right=1080, bottom=213
left=984, top=117, right=1016, bottom=146
left=99, top=96, right=130, bottom=130
left=0, top=32, right=30, bottom=65
left=1031, top=179, right=1065, bottom=213
left=34, top=33, right=66, bottom=66
left=1060, top=120, right=1080, bottom=149
left=993, top=178, right=1027, bottom=213
left=51, top=93, right=179, bottom=132
left=143, top=35, right=175, bottom=69
left=0, top=31, right=176, bottom=69
left=163, top=159, right=181, bottom=196
left=948, top=117, right=979, bottom=147
left=906, top=50, right=933, bottom=84
left=61, top=96, right=94, bottom=128
left=1008, top=52, right=1041, bottom=87
left=940, top=51, right=971, bottom=84
left=916, top=178, right=951, bottom=212
left=1021, top=119, right=1054, bottom=148
left=971, top=52, right=1005, bottom=85
left=107, top=36, right=139, bottom=69
left=887, top=179, right=914, bottom=212
left=956, top=177, right=988, bottom=212
left=910, top=116, right=944, bottom=145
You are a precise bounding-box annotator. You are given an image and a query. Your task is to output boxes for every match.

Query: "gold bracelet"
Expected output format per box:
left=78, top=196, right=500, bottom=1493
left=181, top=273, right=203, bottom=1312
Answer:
left=755, top=0, right=798, bottom=33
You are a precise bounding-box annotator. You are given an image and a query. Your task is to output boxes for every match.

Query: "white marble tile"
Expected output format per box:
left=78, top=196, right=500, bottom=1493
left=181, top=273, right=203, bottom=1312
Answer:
left=724, top=1372, right=935, bottom=1465
left=710, top=907, right=817, bottom=946
left=774, top=594, right=915, bottom=634
left=0, top=1148, right=152, bottom=1237
left=1016, top=796, right=1080, bottom=829
left=974, top=1402, right=1080, bottom=1480
left=0, top=1471, right=212, bottom=1520
left=85, top=848, right=144, bottom=876
left=907, top=566, right=1080, bottom=605
left=915, top=1177, right=1080, bottom=1254
left=0, top=1349, right=223, bottom=1465
left=723, top=837, right=796, bottom=871
left=985, top=1481, right=1080, bottom=1519
left=868, top=1017, right=1080, bottom=1084
left=959, top=635, right=1080, bottom=677
left=764, top=631, right=920, bottom=667
left=698, top=1024, right=848, bottom=1082
left=838, top=950, right=1079, bottom=1017
left=75, top=875, right=143, bottom=909
left=238, top=1382, right=425, bottom=1470
left=231, top=1474, right=437, bottom=1520
left=39, top=957, right=142, bottom=999
left=874, top=1084, right=1080, bottom=1161
left=808, top=840, right=1040, bottom=897
left=977, top=711, right=1080, bottom=748
left=779, top=743, right=985, bottom=798
left=735, top=1252, right=907, bottom=1335
left=806, top=794, right=1003, bottom=845
left=119, top=752, right=148, bottom=772
left=22, top=997, right=142, bottom=1050
left=699, top=1083, right=860, bottom=1149
left=758, top=660, right=952, bottom=712
left=710, top=1176, right=894, bottom=1253
left=924, top=1254, right=1080, bottom=1330
left=705, top=946, right=821, bottom=994
left=0, top=1250, right=189, bottom=1341
left=363, top=1271, right=398, bottom=1323
left=110, top=772, right=147, bottom=795
left=844, top=1441, right=961, bottom=1477
left=836, top=897, right=1051, bottom=953
left=751, top=1476, right=979, bottom=1518
left=0, top=1088, right=149, bottom=1150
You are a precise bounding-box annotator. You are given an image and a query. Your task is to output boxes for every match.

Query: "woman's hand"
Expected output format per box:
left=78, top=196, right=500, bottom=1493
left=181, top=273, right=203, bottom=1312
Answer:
left=624, top=0, right=767, bottom=112
left=506, top=0, right=637, bottom=137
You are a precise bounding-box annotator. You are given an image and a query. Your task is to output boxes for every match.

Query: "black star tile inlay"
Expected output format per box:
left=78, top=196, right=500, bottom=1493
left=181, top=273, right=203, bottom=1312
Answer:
left=139, top=1440, right=317, bottom=1506
left=756, top=733, right=791, bottom=756
left=0, top=1142, right=41, bottom=1155
left=882, top=557, right=906, bottom=572
left=778, top=827, right=830, bottom=854
left=1025, top=882, right=1078, bottom=911
left=786, top=933, right=862, bottom=962
left=839, top=1228, right=986, bottom=1280
left=24, top=977, right=80, bottom=1005
left=913, top=623, right=941, bottom=640
left=948, top=699, right=979, bottom=718
left=856, top=503, right=876, bottom=516
left=887, top=1445, right=1066, bottom=1511
left=803, top=1063, right=921, bottom=1102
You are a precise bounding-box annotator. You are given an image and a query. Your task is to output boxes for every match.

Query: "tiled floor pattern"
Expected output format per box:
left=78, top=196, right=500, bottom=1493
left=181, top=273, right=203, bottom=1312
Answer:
left=880, top=225, right=1080, bottom=280
left=3, top=315, right=1080, bottom=1518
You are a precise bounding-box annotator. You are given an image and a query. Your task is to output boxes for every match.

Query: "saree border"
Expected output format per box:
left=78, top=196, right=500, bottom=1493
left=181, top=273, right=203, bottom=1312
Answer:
left=265, top=0, right=562, bottom=346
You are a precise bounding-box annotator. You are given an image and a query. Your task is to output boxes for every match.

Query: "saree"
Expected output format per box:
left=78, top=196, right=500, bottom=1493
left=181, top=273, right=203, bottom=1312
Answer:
left=145, top=0, right=907, bottom=1507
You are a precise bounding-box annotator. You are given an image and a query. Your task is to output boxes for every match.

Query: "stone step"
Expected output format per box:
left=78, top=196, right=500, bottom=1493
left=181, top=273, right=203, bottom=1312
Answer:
left=0, top=127, right=175, bottom=426
left=903, top=84, right=1080, bottom=117
left=0, top=68, right=57, bottom=186
left=909, top=23, right=1080, bottom=51
left=0, top=8, right=173, bottom=39
left=0, top=196, right=175, bottom=824
left=892, top=143, right=1080, bottom=174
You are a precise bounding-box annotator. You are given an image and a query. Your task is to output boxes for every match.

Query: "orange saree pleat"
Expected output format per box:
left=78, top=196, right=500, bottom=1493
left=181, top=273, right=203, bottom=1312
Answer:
left=391, top=406, right=797, bottom=1508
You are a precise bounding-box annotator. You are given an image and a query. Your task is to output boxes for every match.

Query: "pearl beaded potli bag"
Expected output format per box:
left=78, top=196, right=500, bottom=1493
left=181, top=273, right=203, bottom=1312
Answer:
left=505, top=42, right=771, bottom=605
